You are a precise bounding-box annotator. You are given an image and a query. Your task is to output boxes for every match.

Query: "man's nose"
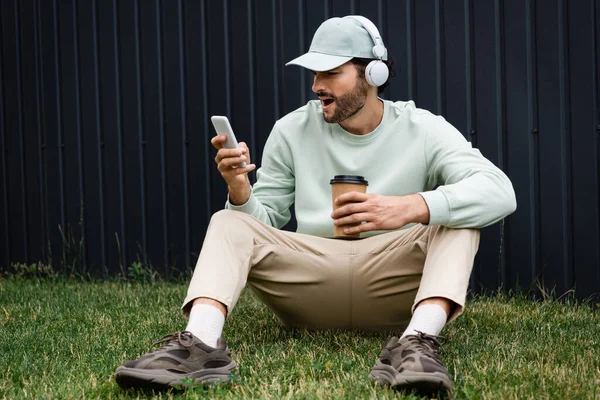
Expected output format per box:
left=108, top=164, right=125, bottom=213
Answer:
left=312, top=74, right=325, bottom=93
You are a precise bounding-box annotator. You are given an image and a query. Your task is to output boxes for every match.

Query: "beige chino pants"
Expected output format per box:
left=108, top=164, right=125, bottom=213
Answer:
left=183, top=210, right=480, bottom=332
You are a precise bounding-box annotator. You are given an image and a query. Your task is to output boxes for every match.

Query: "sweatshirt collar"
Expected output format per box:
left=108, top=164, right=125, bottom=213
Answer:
left=330, top=99, right=391, bottom=144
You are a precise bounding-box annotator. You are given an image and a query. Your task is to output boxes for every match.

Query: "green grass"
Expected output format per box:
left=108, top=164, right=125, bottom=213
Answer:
left=1, top=278, right=599, bottom=399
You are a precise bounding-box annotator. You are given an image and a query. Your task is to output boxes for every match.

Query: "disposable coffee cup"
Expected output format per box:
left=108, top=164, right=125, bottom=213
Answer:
left=330, top=175, right=369, bottom=239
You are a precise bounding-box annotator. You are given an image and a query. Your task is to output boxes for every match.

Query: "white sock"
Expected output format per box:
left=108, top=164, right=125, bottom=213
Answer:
left=401, top=304, right=448, bottom=339
left=184, top=303, right=225, bottom=348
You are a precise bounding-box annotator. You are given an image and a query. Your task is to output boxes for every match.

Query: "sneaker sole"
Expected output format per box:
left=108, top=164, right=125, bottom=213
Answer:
left=115, top=361, right=237, bottom=390
left=369, top=363, right=452, bottom=393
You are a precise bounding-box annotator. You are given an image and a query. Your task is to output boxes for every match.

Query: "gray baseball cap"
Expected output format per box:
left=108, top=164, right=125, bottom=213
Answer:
left=286, top=16, right=388, bottom=72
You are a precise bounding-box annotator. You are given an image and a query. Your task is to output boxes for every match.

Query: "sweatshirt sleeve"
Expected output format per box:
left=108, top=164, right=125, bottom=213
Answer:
left=418, top=115, right=517, bottom=228
left=225, top=123, right=295, bottom=228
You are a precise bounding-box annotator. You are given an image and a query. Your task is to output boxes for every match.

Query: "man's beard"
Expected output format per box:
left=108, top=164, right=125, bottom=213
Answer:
left=318, top=79, right=370, bottom=124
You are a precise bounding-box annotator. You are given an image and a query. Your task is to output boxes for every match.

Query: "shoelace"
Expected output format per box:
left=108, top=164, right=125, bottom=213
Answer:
left=408, top=331, right=445, bottom=362
left=148, top=331, right=195, bottom=353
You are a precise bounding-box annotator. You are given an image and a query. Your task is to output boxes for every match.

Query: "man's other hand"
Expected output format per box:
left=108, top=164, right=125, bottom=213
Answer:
left=330, top=193, right=431, bottom=234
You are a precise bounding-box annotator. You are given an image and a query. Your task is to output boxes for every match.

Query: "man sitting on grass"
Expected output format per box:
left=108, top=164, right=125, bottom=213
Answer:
left=115, top=15, right=516, bottom=395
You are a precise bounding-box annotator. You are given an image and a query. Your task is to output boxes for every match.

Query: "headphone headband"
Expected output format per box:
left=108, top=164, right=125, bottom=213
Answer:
left=346, top=15, right=387, bottom=59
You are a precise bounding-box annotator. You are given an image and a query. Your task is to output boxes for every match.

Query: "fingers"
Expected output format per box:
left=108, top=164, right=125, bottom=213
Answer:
left=211, top=135, right=227, bottom=149
left=211, top=134, right=255, bottom=186
left=216, top=151, right=249, bottom=170
left=334, top=191, right=369, bottom=206
left=214, top=145, right=250, bottom=166
left=333, top=212, right=369, bottom=228
left=342, top=221, right=377, bottom=234
left=214, top=148, right=255, bottom=183
left=331, top=195, right=369, bottom=219
left=238, top=142, right=251, bottom=163
left=228, top=163, right=257, bottom=175
left=238, top=141, right=249, bottom=151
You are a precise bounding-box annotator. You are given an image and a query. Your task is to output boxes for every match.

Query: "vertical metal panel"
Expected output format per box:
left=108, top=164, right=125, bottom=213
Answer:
left=96, top=0, right=127, bottom=273
left=464, top=0, right=478, bottom=293
left=116, top=0, right=148, bottom=270
left=199, top=0, right=213, bottom=241
left=356, top=0, right=378, bottom=26
left=595, top=0, right=600, bottom=301
left=205, top=0, right=229, bottom=215
left=536, top=0, right=570, bottom=295
left=435, top=0, right=446, bottom=116
left=114, top=0, right=127, bottom=272
left=78, top=0, right=106, bottom=274
left=271, top=0, right=281, bottom=120
left=442, top=1, right=468, bottom=135
left=465, top=0, right=476, bottom=146
left=39, top=0, right=67, bottom=272
left=494, top=0, right=506, bottom=172
left=19, top=0, right=43, bottom=265
left=253, top=1, right=287, bottom=165
left=526, top=0, right=541, bottom=287
left=160, top=0, right=190, bottom=274
left=383, top=1, right=409, bottom=101
left=92, top=0, right=106, bottom=274
left=16, top=0, right=30, bottom=261
left=177, top=0, right=191, bottom=271
left=180, top=0, right=212, bottom=268
left=303, top=0, right=327, bottom=102
left=473, top=1, right=502, bottom=292
left=230, top=0, right=257, bottom=185
left=331, top=0, right=354, bottom=20
left=223, top=0, right=232, bottom=118
left=415, top=0, right=439, bottom=114
left=406, top=0, right=417, bottom=101
left=33, top=0, right=48, bottom=263
left=3, top=0, right=30, bottom=262
left=281, top=0, right=304, bottom=114
left=138, top=0, right=169, bottom=273
left=0, top=2, right=9, bottom=268
left=247, top=0, right=257, bottom=159
left=156, top=0, right=168, bottom=274
left=376, top=0, right=384, bottom=31
left=0, top=0, right=599, bottom=301
left=569, top=0, right=600, bottom=300
left=494, top=0, right=507, bottom=287
left=56, top=0, right=87, bottom=272
left=504, top=0, right=533, bottom=291
left=557, top=0, right=573, bottom=291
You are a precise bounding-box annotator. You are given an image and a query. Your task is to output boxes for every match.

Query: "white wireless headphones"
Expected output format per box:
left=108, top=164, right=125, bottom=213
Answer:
left=346, top=15, right=390, bottom=87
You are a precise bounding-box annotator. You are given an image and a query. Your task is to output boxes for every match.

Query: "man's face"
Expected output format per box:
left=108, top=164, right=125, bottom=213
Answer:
left=312, top=62, right=369, bottom=124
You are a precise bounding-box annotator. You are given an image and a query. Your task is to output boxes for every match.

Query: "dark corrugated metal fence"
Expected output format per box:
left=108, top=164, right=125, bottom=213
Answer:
left=1, top=0, right=599, bottom=301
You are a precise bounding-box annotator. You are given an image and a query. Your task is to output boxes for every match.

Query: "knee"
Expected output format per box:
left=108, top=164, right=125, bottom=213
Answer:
left=208, top=209, right=254, bottom=235
left=210, top=209, right=251, bottom=224
left=429, top=224, right=480, bottom=247
left=210, top=209, right=239, bottom=223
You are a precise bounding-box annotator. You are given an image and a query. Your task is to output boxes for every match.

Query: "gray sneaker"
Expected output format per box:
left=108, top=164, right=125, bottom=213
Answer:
left=115, top=331, right=237, bottom=390
left=369, top=331, right=452, bottom=394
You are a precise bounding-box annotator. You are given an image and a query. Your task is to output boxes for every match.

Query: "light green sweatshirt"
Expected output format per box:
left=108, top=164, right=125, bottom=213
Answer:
left=226, top=100, right=517, bottom=238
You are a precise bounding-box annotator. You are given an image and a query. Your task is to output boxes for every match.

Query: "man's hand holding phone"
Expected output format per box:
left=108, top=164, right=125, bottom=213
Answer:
left=211, top=116, right=256, bottom=205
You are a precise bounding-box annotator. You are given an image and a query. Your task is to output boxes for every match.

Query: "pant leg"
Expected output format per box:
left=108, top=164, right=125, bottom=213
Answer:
left=412, top=224, right=480, bottom=322
left=348, top=225, right=430, bottom=331
left=182, top=210, right=479, bottom=331
left=345, top=224, right=480, bottom=329
left=181, top=210, right=354, bottom=328
left=183, top=209, right=418, bottom=330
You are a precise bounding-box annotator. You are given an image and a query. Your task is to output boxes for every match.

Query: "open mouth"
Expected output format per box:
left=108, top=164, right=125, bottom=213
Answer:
left=321, top=98, right=334, bottom=109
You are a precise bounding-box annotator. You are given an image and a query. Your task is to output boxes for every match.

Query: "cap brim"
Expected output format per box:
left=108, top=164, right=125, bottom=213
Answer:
left=285, top=52, right=353, bottom=72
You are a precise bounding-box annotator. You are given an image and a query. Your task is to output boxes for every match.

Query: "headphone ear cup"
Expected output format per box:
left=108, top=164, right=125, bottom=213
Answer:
left=365, top=60, right=389, bottom=87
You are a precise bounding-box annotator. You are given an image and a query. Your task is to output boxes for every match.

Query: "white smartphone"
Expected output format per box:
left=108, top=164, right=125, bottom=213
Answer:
left=210, top=115, right=246, bottom=167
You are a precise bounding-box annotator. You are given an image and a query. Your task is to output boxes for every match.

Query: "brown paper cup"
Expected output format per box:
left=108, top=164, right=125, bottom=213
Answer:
left=330, top=175, right=369, bottom=239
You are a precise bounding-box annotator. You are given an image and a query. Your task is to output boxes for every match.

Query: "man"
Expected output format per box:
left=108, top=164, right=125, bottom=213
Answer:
left=115, top=15, right=516, bottom=394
